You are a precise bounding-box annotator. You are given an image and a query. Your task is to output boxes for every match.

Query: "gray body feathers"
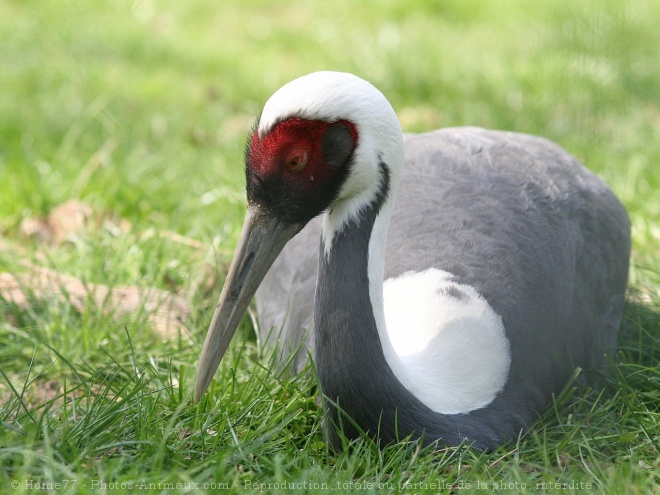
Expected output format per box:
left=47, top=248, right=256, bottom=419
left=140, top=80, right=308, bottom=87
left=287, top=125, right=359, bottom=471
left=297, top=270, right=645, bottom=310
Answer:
left=255, top=127, right=630, bottom=445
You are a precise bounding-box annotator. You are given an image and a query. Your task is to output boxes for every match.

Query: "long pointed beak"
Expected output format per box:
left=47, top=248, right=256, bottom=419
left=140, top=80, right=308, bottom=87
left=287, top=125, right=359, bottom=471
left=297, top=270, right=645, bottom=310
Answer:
left=194, top=206, right=302, bottom=402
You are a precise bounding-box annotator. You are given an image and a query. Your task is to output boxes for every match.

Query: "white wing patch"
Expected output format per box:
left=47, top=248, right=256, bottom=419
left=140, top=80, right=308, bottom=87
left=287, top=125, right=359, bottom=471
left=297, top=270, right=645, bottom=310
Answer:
left=382, top=268, right=510, bottom=414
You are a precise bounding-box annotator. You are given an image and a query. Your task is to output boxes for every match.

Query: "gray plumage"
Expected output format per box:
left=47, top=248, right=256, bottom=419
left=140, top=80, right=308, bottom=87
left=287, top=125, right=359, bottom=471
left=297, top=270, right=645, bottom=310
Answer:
left=255, top=127, right=630, bottom=448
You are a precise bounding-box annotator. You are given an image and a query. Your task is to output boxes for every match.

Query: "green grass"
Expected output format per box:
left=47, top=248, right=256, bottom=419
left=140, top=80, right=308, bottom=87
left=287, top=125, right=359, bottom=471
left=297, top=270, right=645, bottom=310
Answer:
left=1, top=0, right=658, bottom=493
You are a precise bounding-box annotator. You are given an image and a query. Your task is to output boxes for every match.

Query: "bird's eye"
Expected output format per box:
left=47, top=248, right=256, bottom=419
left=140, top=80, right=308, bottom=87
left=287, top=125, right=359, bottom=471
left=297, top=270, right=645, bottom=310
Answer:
left=285, top=150, right=307, bottom=172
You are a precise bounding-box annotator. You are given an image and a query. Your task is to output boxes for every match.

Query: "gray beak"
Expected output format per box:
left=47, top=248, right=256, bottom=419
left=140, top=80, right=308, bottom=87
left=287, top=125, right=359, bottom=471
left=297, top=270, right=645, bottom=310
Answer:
left=194, top=205, right=302, bottom=402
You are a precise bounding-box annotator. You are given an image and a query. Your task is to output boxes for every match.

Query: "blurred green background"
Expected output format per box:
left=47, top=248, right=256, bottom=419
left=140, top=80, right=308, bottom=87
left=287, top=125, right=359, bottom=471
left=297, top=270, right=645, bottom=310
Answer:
left=1, top=0, right=658, bottom=261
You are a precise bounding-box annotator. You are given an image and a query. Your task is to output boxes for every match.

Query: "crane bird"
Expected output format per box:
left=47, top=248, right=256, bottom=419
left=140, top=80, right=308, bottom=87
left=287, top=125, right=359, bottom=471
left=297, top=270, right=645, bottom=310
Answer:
left=194, top=71, right=630, bottom=450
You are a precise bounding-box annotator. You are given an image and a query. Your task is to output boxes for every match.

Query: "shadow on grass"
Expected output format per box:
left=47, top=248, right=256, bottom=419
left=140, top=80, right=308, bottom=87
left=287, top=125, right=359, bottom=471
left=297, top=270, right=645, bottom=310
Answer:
left=619, top=299, right=660, bottom=368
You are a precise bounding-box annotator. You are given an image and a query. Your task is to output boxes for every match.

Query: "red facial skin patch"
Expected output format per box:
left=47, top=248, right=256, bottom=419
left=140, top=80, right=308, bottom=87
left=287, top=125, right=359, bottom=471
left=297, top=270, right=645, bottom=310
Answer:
left=249, top=118, right=358, bottom=184
left=246, top=117, right=358, bottom=224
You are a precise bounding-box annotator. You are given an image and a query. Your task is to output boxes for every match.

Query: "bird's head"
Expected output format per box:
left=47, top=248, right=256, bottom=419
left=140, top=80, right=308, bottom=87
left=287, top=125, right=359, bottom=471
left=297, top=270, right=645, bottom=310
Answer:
left=194, top=72, right=403, bottom=401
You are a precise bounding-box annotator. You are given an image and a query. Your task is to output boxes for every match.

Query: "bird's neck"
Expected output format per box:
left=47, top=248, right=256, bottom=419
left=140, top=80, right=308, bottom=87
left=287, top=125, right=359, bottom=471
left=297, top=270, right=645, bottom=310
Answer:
left=314, top=162, right=410, bottom=444
left=317, top=162, right=395, bottom=364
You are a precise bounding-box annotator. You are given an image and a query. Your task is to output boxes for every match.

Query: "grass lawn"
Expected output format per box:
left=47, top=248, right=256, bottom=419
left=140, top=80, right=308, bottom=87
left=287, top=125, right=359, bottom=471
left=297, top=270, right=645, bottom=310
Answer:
left=1, top=0, right=658, bottom=493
